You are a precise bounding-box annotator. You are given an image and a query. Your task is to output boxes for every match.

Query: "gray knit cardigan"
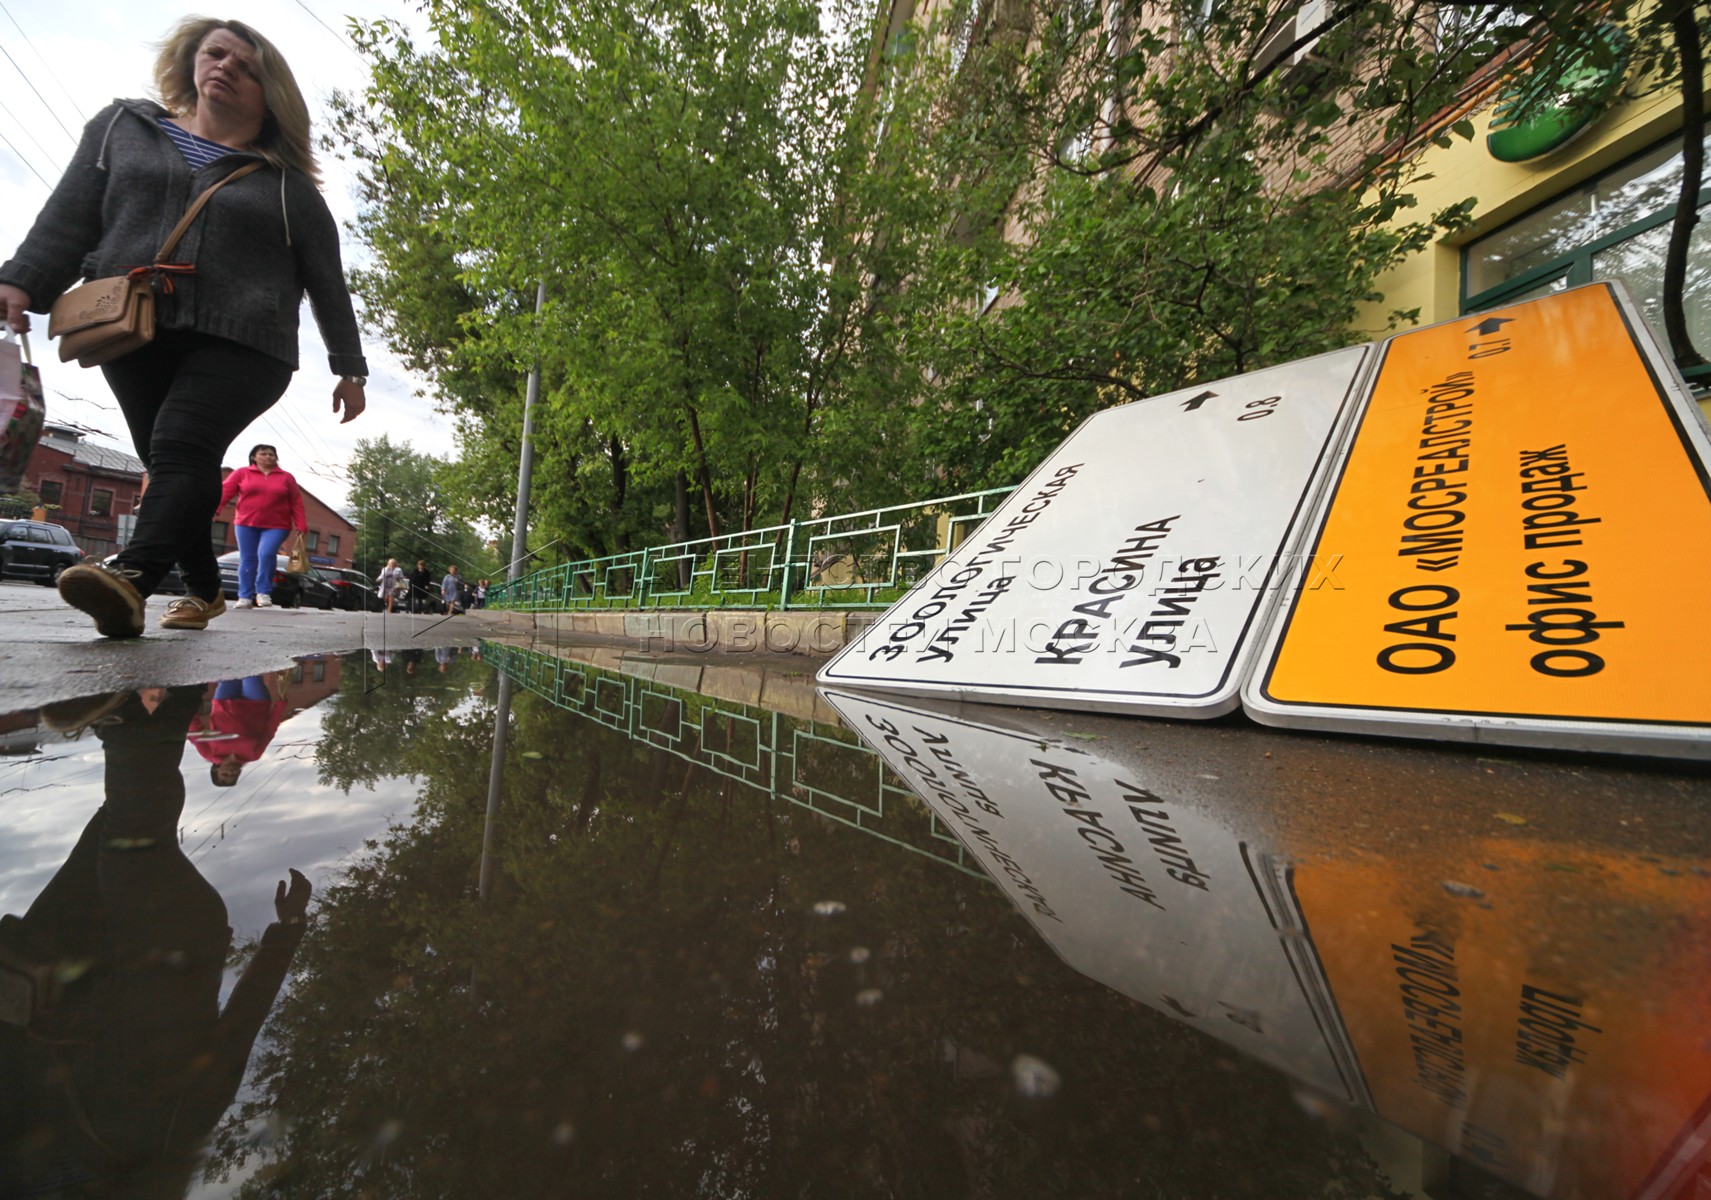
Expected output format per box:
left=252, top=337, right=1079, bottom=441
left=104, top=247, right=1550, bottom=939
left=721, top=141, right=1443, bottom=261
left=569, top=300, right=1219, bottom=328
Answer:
left=0, top=98, right=367, bottom=377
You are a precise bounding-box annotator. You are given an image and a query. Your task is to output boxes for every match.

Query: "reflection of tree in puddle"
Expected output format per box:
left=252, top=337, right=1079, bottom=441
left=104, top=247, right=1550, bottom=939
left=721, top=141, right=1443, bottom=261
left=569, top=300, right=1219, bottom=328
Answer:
left=214, top=648, right=1401, bottom=1197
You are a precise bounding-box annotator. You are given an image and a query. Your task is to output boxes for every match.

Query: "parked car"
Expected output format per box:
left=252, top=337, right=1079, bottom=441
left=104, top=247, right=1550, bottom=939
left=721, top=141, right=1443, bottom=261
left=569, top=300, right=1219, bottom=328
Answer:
left=100, top=554, right=188, bottom=595
left=0, top=519, right=84, bottom=585
left=216, top=550, right=339, bottom=610
left=322, top=566, right=384, bottom=612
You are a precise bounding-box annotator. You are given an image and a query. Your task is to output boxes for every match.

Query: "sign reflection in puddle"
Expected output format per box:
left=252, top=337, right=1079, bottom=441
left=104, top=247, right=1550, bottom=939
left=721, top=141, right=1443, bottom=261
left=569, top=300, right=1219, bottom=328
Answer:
left=822, top=687, right=1711, bottom=1200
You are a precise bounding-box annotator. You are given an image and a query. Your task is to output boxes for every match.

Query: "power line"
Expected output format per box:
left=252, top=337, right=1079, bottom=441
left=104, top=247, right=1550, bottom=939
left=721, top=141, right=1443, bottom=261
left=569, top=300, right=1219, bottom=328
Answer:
left=0, top=93, right=65, bottom=180
left=0, top=123, right=51, bottom=188
left=0, top=41, right=80, bottom=147
left=0, top=0, right=88, bottom=124
left=250, top=409, right=351, bottom=491
left=290, top=0, right=365, bottom=61
left=266, top=392, right=348, bottom=476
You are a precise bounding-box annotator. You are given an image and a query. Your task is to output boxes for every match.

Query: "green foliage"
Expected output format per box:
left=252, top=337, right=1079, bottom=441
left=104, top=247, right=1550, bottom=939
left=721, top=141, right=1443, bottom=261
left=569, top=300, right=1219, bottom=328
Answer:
left=346, top=434, right=493, bottom=577
left=884, top=0, right=1523, bottom=491
left=336, top=0, right=1703, bottom=547
left=334, top=0, right=934, bottom=560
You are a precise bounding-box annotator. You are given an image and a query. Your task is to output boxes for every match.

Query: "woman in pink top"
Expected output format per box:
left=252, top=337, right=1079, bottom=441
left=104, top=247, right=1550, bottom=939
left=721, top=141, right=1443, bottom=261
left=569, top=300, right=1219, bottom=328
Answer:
left=218, top=443, right=305, bottom=607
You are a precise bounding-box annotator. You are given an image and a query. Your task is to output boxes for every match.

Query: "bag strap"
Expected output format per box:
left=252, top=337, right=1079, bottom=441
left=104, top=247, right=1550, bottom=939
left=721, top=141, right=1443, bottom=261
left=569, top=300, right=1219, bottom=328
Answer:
left=156, top=161, right=265, bottom=262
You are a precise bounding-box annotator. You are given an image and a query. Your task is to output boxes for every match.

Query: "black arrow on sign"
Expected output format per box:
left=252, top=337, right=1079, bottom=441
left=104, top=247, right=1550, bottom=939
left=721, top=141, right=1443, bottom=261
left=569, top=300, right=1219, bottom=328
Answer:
left=1181, top=390, right=1217, bottom=412
left=1465, top=316, right=1514, bottom=336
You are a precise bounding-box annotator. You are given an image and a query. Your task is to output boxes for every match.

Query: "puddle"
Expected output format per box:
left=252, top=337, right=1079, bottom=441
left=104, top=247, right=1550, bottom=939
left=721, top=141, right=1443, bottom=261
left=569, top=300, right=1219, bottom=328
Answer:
left=0, top=642, right=1706, bottom=1198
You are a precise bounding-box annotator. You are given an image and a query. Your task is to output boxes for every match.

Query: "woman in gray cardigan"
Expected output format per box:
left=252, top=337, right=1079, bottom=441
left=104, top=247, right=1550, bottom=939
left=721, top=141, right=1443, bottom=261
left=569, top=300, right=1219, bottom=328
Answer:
left=0, top=17, right=367, bottom=638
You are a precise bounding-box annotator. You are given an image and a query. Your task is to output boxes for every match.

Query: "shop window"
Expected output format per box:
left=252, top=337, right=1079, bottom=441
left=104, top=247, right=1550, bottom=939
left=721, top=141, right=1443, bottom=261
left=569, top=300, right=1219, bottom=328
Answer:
left=1463, top=132, right=1711, bottom=375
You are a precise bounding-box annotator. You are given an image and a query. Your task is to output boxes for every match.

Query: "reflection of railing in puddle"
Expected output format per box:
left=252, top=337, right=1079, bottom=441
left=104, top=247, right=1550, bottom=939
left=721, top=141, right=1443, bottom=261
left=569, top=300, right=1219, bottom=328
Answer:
left=481, top=640, right=985, bottom=878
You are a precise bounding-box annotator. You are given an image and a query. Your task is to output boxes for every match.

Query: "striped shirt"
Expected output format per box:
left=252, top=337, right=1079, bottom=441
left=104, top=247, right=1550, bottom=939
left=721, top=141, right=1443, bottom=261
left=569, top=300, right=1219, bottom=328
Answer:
left=157, top=118, right=242, bottom=170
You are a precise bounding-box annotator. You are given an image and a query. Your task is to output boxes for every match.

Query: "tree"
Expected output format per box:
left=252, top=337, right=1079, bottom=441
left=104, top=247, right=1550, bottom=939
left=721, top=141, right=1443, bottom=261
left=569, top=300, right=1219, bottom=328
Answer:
left=333, top=0, right=940, bottom=564
left=869, top=0, right=1711, bottom=493
left=865, top=0, right=1525, bottom=489
left=345, top=434, right=490, bottom=576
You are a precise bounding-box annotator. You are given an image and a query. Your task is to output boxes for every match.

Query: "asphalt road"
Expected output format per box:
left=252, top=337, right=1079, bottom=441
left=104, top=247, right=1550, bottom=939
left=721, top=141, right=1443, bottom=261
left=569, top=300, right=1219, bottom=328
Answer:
left=0, top=579, right=511, bottom=710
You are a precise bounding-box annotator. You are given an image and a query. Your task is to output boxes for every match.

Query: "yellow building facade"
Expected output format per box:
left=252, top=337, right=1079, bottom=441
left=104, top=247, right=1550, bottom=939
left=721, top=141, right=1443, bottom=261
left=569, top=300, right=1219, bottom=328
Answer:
left=1365, top=64, right=1711, bottom=421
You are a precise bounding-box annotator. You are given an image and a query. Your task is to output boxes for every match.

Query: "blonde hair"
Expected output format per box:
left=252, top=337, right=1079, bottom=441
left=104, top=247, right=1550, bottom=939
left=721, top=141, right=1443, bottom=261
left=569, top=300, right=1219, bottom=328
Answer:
left=153, top=16, right=320, bottom=186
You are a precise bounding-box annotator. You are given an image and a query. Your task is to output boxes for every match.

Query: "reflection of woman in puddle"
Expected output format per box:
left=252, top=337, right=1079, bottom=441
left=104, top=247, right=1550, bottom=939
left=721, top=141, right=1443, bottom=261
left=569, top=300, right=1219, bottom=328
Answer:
left=190, top=673, right=290, bottom=787
left=0, top=686, right=309, bottom=1197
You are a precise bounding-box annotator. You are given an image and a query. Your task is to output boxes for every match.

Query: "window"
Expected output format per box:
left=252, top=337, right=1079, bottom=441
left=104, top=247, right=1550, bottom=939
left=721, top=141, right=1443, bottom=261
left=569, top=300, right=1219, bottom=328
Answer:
left=49, top=526, right=73, bottom=546
left=1464, top=132, right=1711, bottom=372
left=1254, top=0, right=1326, bottom=74
left=306, top=530, right=319, bottom=551
left=1438, top=4, right=1530, bottom=52
left=211, top=521, right=228, bottom=547
left=948, top=0, right=982, bottom=75
left=328, top=534, right=340, bottom=555
left=38, top=480, right=62, bottom=506
left=89, top=489, right=113, bottom=517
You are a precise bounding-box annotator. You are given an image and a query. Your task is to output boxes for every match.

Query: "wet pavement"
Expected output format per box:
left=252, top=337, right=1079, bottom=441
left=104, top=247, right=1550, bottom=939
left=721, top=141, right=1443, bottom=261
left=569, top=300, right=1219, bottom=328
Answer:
left=1, top=637, right=1707, bottom=1198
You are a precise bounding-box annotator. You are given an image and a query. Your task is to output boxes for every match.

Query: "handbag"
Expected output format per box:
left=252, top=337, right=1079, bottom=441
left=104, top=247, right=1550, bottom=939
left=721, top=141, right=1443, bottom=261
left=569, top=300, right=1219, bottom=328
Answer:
left=47, top=162, right=263, bottom=368
left=0, top=331, right=45, bottom=493
left=286, top=534, right=310, bottom=574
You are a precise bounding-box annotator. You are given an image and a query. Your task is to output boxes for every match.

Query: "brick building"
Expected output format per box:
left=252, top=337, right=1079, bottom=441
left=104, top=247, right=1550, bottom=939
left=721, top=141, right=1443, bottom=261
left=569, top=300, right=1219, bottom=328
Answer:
left=19, top=424, right=144, bottom=560
left=16, top=427, right=355, bottom=569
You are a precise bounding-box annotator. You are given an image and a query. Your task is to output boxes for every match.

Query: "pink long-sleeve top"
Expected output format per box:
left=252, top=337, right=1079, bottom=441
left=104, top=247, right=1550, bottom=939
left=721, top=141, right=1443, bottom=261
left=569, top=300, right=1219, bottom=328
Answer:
left=219, top=465, right=306, bottom=532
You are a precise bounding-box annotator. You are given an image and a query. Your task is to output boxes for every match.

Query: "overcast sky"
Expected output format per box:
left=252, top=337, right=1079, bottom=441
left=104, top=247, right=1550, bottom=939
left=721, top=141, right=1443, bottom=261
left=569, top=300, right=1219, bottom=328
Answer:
left=0, top=0, right=453, bottom=510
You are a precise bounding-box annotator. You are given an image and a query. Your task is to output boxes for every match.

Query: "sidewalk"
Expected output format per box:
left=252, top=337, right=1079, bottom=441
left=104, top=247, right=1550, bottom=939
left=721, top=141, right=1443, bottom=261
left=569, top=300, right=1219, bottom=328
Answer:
left=0, top=581, right=508, bottom=710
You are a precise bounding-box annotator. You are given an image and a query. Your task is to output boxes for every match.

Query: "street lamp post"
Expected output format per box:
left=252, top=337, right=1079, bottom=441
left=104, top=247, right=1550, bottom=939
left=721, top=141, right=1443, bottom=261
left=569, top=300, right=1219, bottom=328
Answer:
left=508, top=279, right=547, bottom=583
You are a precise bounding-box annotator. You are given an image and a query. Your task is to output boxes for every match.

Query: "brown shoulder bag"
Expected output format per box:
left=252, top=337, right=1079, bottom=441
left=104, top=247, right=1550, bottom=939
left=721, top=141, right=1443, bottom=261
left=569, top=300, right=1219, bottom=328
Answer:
left=47, top=161, right=263, bottom=368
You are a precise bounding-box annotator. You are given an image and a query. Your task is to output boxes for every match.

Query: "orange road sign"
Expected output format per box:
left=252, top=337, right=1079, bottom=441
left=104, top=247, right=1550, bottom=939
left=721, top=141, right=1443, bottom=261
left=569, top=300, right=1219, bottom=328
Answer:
left=1246, top=283, right=1711, bottom=757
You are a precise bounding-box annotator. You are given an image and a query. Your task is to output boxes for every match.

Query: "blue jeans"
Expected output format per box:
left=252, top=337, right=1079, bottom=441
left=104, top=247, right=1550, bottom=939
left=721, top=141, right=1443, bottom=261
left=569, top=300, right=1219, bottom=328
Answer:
left=234, top=525, right=289, bottom=599
left=214, top=676, right=272, bottom=702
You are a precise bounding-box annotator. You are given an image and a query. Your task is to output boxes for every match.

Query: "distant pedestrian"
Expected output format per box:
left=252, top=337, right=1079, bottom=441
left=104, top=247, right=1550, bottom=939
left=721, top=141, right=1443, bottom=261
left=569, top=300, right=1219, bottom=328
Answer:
left=474, top=579, right=488, bottom=610
left=1, top=16, right=367, bottom=638
left=221, top=444, right=305, bottom=609
left=408, top=559, right=432, bottom=613
left=376, top=557, right=404, bottom=613
left=441, top=564, right=462, bottom=615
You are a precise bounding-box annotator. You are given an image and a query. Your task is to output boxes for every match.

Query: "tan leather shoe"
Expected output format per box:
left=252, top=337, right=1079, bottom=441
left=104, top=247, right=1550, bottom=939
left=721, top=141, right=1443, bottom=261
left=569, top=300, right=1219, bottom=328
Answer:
left=57, top=564, right=146, bottom=639
left=160, top=594, right=228, bottom=631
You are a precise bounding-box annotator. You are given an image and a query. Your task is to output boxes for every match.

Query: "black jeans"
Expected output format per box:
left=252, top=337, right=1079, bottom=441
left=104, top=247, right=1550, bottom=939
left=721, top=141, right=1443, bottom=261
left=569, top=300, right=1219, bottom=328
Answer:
left=101, top=332, right=292, bottom=600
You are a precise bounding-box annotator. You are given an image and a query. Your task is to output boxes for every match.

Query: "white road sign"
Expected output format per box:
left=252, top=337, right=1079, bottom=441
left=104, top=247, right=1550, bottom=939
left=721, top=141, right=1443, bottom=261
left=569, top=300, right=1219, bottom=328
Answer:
left=818, top=347, right=1372, bottom=715
left=822, top=688, right=1368, bottom=1103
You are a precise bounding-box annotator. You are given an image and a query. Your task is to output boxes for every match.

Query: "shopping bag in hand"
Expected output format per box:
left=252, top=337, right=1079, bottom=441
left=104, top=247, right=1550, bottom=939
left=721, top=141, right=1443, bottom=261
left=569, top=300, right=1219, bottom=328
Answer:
left=286, top=534, right=311, bottom=574
left=0, top=332, right=46, bottom=494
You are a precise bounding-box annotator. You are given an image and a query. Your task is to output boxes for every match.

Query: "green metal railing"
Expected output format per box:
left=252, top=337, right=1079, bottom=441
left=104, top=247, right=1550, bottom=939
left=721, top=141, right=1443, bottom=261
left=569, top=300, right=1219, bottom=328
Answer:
left=483, top=639, right=988, bottom=878
left=488, top=486, right=1015, bottom=612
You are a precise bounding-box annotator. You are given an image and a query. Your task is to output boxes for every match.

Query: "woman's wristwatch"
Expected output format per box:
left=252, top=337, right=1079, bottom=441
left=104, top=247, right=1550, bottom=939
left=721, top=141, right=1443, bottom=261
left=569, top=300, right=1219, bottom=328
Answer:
left=342, top=375, right=367, bottom=387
